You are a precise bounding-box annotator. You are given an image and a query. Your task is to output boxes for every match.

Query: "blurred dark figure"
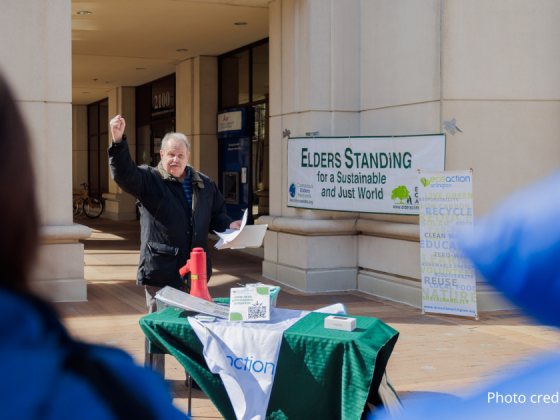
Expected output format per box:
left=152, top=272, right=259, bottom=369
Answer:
left=372, top=171, right=560, bottom=419
left=0, top=76, right=188, bottom=419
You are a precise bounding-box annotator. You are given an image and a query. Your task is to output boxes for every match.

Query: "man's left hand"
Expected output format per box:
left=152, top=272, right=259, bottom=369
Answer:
left=230, top=220, right=242, bottom=230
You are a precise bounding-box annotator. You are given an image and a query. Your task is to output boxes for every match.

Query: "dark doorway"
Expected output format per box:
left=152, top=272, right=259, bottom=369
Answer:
left=219, top=39, right=269, bottom=218
left=87, top=99, right=109, bottom=199
left=136, top=74, right=176, bottom=167
left=152, top=122, right=176, bottom=167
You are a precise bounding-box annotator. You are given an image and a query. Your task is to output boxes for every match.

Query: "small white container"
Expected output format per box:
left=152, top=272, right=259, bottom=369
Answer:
left=324, top=315, right=356, bottom=332
left=243, top=283, right=281, bottom=307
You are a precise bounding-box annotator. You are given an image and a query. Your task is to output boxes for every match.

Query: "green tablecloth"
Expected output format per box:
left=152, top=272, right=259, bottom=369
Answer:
left=140, top=303, right=399, bottom=420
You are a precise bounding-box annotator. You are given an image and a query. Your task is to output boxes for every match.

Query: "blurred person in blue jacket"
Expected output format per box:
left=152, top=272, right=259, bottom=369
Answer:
left=372, top=171, right=560, bottom=419
left=0, top=75, right=189, bottom=419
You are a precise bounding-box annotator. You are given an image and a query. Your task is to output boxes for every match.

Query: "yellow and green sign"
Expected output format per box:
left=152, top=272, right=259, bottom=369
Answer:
left=418, top=170, right=478, bottom=318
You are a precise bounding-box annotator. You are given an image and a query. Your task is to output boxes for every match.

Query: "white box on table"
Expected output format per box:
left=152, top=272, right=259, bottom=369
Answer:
left=324, top=315, right=356, bottom=332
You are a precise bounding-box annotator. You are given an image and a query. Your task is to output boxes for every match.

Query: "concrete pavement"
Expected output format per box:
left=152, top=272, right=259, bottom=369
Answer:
left=56, top=217, right=560, bottom=418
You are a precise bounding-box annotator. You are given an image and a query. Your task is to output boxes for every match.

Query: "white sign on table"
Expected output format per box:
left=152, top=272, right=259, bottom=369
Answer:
left=418, top=170, right=478, bottom=318
left=287, top=135, right=446, bottom=215
left=229, top=286, right=271, bottom=322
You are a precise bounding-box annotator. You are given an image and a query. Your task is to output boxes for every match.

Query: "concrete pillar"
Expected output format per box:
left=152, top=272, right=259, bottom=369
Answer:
left=0, top=0, right=91, bottom=301
left=355, top=0, right=560, bottom=311
left=265, top=0, right=558, bottom=311
left=263, top=0, right=361, bottom=293
left=355, top=0, right=442, bottom=307
left=442, top=0, right=560, bottom=214
left=102, top=87, right=138, bottom=221
left=176, top=56, right=219, bottom=182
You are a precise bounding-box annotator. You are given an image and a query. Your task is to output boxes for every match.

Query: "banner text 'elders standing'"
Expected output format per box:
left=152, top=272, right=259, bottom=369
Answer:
left=287, top=135, right=446, bottom=215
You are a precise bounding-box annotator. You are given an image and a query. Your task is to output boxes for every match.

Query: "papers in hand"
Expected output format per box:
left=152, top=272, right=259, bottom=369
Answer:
left=214, top=209, right=268, bottom=249
left=155, top=286, right=229, bottom=319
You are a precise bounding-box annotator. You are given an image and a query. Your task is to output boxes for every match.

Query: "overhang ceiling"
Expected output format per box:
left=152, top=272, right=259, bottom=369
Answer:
left=72, top=0, right=269, bottom=105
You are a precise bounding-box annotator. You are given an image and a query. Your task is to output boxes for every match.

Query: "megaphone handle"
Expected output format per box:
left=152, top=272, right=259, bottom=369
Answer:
left=179, top=260, right=191, bottom=277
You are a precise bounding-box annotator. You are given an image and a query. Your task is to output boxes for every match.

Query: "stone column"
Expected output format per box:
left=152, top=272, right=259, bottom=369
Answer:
left=102, top=86, right=138, bottom=221
left=176, top=56, right=219, bottom=182
left=0, top=0, right=90, bottom=301
left=265, top=0, right=557, bottom=311
left=439, top=0, right=560, bottom=310
left=354, top=0, right=442, bottom=308
left=262, top=0, right=361, bottom=292
left=354, top=0, right=560, bottom=311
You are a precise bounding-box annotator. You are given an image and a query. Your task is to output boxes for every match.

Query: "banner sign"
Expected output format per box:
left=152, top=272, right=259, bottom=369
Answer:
left=287, top=135, right=446, bottom=215
left=419, top=170, right=478, bottom=318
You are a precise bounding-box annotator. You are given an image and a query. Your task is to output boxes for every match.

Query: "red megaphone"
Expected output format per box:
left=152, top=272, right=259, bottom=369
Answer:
left=179, top=247, right=213, bottom=302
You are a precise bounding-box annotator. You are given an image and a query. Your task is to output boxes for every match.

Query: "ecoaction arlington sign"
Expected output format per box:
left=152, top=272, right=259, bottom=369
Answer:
left=287, top=135, right=446, bottom=215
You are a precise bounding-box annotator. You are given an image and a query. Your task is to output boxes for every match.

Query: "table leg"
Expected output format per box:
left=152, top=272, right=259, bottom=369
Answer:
left=147, top=352, right=154, bottom=368
left=187, top=373, right=192, bottom=416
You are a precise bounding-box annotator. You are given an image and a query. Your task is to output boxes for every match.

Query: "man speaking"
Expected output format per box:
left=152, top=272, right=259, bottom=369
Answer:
left=108, top=115, right=241, bottom=376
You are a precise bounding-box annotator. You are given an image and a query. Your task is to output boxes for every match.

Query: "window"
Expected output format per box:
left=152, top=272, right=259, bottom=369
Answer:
left=219, top=39, right=269, bottom=217
left=87, top=99, right=109, bottom=199
left=252, top=43, right=269, bottom=103
left=219, top=39, right=269, bottom=110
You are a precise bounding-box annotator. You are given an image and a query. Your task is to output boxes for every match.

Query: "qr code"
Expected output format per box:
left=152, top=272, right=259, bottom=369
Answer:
left=248, top=302, right=267, bottom=319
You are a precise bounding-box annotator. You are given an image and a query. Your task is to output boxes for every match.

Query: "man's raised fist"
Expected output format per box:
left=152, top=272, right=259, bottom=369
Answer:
left=110, top=115, right=126, bottom=142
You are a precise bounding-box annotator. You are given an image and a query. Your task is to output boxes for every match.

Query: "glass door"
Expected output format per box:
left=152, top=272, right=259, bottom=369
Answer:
left=137, top=125, right=151, bottom=166
left=87, top=99, right=109, bottom=199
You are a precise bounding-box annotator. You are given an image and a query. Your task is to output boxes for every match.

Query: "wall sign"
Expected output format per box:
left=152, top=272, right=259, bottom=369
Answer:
left=418, top=170, right=477, bottom=318
left=153, top=92, right=171, bottom=109
left=151, top=76, right=175, bottom=118
left=287, top=135, right=446, bottom=215
left=218, top=110, right=243, bottom=133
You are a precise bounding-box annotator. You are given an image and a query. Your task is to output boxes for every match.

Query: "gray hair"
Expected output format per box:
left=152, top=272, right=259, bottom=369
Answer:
left=161, top=132, right=190, bottom=152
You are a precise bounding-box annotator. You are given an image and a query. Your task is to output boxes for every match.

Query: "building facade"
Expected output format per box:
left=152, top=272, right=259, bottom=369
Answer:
left=261, top=0, right=560, bottom=311
left=1, top=0, right=559, bottom=309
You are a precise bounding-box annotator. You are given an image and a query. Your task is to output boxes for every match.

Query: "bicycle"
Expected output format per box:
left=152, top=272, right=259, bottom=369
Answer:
left=73, top=183, right=104, bottom=219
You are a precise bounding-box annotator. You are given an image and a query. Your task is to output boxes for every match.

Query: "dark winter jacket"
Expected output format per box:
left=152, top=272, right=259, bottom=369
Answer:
left=108, top=135, right=232, bottom=289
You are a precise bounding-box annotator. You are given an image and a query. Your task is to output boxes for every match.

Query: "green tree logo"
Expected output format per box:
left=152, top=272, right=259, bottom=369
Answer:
left=420, top=177, right=430, bottom=187
left=391, top=185, right=410, bottom=204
